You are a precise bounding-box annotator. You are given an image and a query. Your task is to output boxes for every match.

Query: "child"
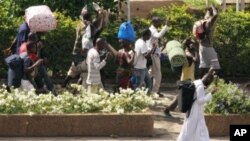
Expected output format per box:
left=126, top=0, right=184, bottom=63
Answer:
left=21, top=41, right=43, bottom=91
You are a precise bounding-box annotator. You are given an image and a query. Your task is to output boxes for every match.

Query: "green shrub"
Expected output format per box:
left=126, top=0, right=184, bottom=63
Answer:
left=151, top=5, right=196, bottom=42
left=8, top=0, right=126, bottom=18
left=205, top=78, right=250, bottom=114
left=0, top=2, right=22, bottom=78
left=214, top=9, right=250, bottom=76
left=1, top=4, right=250, bottom=78
left=42, top=12, right=78, bottom=77
left=183, top=0, right=220, bottom=9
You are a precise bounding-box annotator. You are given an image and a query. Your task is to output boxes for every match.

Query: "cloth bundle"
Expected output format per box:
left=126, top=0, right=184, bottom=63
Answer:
left=25, top=5, right=57, bottom=32
left=163, top=40, right=186, bottom=67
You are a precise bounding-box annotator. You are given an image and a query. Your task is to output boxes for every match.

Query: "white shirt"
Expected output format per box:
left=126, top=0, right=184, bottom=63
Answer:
left=82, top=37, right=93, bottom=50
left=86, top=48, right=106, bottom=85
left=134, top=38, right=148, bottom=69
left=82, top=24, right=93, bottom=50
left=147, top=25, right=168, bottom=55
left=177, top=80, right=212, bottom=141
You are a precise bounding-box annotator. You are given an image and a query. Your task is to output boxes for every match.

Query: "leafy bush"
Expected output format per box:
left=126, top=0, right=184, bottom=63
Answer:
left=7, top=0, right=126, bottom=18
left=0, top=2, right=22, bottom=78
left=1, top=4, right=250, bottom=78
left=214, top=9, right=250, bottom=76
left=183, top=0, right=220, bottom=9
left=0, top=85, right=154, bottom=114
left=205, top=79, right=250, bottom=114
left=150, top=5, right=196, bottom=42
left=42, top=12, right=78, bottom=77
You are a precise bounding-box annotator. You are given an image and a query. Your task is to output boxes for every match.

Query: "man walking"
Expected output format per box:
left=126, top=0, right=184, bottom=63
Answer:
left=147, top=16, right=168, bottom=96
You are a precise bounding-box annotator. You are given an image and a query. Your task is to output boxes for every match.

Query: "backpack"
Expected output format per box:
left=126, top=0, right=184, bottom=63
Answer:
left=193, top=20, right=206, bottom=40
left=177, top=80, right=196, bottom=117
left=118, top=21, right=136, bottom=42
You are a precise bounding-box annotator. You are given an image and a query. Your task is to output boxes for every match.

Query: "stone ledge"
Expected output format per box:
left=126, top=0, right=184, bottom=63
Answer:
left=205, top=114, right=250, bottom=137
left=0, top=113, right=154, bottom=137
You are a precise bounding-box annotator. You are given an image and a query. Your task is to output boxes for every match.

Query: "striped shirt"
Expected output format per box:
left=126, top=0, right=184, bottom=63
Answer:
left=86, top=48, right=106, bottom=85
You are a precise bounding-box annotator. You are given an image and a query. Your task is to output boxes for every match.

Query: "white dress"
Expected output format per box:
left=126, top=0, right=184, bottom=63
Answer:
left=177, top=80, right=212, bottom=141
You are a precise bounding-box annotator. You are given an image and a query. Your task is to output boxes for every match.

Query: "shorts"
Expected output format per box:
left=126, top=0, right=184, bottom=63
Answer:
left=199, top=46, right=220, bottom=69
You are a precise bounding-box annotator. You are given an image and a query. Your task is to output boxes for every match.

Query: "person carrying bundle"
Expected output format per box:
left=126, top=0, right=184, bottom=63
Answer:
left=164, top=38, right=198, bottom=118
left=193, top=5, right=220, bottom=78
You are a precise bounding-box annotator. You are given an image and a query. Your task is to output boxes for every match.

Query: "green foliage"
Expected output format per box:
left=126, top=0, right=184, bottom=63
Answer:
left=0, top=1, right=22, bottom=77
left=0, top=85, right=154, bottom=114
left=1, top=4, right=250, bottom=78
left=6, top=0, right=125, bottom=18
left=214, top=9, right=250, bottom=76
left=42, top=12, right=78, bottom=76
left=184, top=0, right=220, bottom=9
left=205, top=79, right=250, bottom=114
left=150, top=5, right=196, bottom=42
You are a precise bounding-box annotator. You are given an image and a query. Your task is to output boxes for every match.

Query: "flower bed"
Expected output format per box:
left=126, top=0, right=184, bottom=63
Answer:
left=0, top=85, right=154, bottom=114
left=205, top=114, right=250, bottom=136
left=205, top=79, right=250, bottom=136
left=0, top=85, right=155, bottom=136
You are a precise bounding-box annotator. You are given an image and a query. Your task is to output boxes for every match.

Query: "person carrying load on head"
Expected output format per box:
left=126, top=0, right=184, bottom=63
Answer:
left=193, top=5, right=220, bottom=78
left=113, top=40, right=135, bottom=93
left=63, top=4, right=109, bottom=88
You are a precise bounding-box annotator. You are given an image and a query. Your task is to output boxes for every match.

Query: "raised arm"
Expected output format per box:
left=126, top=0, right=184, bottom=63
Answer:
left=205, top=6, right=218, bottom=28
left=151, top=25, right=168, bottom=39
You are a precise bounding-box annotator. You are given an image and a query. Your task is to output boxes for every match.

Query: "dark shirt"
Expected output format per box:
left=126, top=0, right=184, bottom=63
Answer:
left=16, top=22, right=30, bottom=54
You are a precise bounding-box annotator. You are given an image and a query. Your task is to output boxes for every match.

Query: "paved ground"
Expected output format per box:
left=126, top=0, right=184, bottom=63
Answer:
left=0, top=81, right=230, bottom=141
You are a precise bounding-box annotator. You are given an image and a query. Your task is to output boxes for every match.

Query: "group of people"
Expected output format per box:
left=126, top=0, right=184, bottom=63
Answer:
left=3, top=4, right=222, bottom=141
left=4, top=22, right=54, bottom=94
left=61, top=6, right=169, bottom=95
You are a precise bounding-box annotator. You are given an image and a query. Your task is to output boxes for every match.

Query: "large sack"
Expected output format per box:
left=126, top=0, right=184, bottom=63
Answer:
left=193, top=20, right=206, bottom=40
left=163, top=40, right=186, bottom=67
left=118, top=21, right=136, bottom=42
left=25, top=5, right=57, bottom=32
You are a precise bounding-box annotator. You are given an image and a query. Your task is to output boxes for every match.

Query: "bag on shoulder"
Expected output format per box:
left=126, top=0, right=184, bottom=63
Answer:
left=118, top=21, right=136, bottom=42
left=177, top=80, right=196, bottom=115
left=193, top=20, right=206, bottom=40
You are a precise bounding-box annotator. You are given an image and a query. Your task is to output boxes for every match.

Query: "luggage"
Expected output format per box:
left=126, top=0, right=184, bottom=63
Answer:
left=25, top=5, right=57, bottom=32
left=118, top=21, right=136, bottom=42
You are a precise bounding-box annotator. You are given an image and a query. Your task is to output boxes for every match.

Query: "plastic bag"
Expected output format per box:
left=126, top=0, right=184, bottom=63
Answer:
left=118, top=21, right=136, bottom=42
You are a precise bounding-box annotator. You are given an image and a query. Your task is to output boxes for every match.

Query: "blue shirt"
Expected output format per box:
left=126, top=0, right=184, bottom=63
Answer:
left=16, top=22, right=30, bottom=54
